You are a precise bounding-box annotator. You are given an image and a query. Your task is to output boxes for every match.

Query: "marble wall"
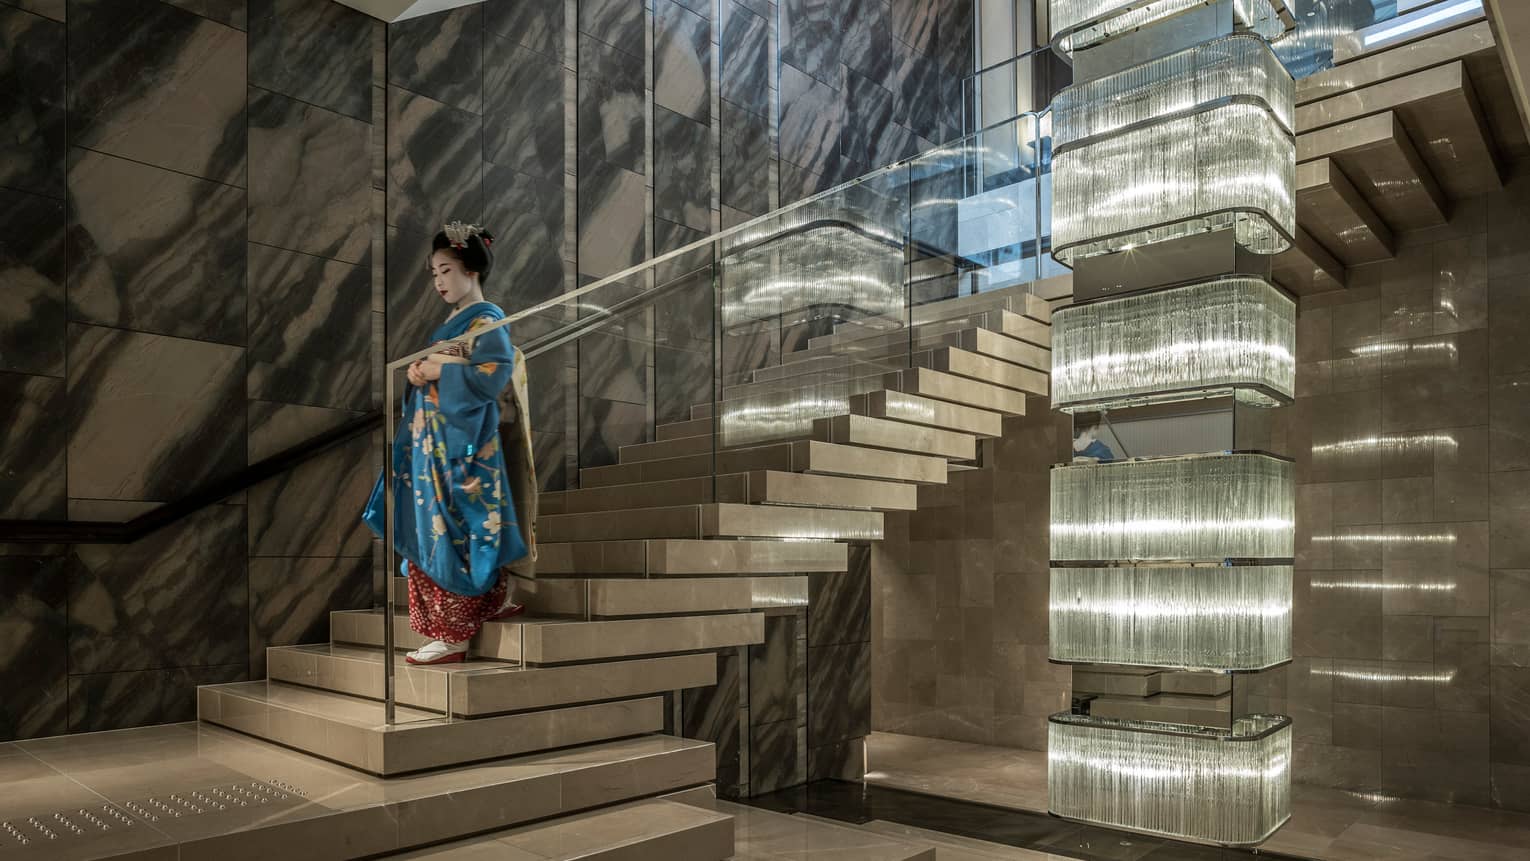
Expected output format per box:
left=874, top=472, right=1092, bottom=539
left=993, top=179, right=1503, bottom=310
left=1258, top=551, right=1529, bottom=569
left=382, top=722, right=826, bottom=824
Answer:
left=2, top=0, right=970, bottom=747
left=871, top=165, right=1530, bottom=814
left=872, top=401, right=1070, bottom=751
left=381, top=0, right=972, bottom=482
left=0, top=0, right=381, bottom=740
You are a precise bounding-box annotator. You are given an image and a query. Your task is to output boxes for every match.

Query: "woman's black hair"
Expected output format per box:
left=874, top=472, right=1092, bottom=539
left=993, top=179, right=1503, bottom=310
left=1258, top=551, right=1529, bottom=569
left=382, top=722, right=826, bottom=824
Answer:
left=431, top=227, right=496, bottom=283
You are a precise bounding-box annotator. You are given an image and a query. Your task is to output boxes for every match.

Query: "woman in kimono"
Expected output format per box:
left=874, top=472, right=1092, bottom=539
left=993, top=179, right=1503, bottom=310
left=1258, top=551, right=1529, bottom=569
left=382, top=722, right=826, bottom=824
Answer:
left=363, top=221, right=529, bottom=665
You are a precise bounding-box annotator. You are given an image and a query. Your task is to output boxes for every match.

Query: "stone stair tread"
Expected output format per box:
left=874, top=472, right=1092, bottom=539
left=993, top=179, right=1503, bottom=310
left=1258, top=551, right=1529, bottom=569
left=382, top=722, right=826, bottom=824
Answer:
left=268, top=643, right=718, bottom=718
left=813, top=413, right=977, bottom=461
left=198, top=680, right=670, bottom=774
left=393, top=798, right=733, bottom=860
left=542, top=470, right=918, bottom=514
left=540, top=502, right=884, bottom=542
left=536, top=538, right=850, bottom=575
left=202, top=679, right=443, bottom=728
left=524, top=575, right=809, bottom=617
left=330, top=608, right=767, bottom=664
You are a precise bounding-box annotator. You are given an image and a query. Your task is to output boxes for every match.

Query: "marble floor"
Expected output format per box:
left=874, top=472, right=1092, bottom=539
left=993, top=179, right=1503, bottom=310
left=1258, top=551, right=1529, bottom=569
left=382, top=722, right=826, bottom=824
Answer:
left=0, top=721, right=713, bottom=860
left=859, top=732, right=1530, bottom=861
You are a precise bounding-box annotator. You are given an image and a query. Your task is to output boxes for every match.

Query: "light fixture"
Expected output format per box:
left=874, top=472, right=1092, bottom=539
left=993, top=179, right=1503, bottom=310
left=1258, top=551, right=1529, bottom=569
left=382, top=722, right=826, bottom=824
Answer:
left=1045, top=3, right=1296, bottom=846
left=1050, top=564, right=1291, bottom=670
left=1050, top=35, right=1295, bottom=266
left=1051, top=277, right=1295, bottom=411
left=1050, top=0, right=1291, bottom=59
left=1050, top=453, right=1295, bottom=562
left=1048, top=713, right=1292, bottom=845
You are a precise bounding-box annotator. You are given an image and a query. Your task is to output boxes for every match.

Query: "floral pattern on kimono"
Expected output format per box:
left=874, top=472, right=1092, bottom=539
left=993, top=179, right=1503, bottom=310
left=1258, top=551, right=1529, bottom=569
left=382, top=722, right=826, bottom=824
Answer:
left=363, top=302, right=528, bottom=598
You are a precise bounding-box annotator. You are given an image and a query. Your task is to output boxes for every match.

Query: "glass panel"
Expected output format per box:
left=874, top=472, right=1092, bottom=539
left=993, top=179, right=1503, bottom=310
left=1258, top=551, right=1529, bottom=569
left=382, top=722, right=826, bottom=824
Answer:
left=1051, top=277, right=1296, bottom=412
left=1049, top=453, right=1296, bottom=561
left=714, top=165, right=912, bottom=449
left=964, top=50, right=1072, bottom=133
left=1049, top=564, right=1293, bottom=669
left=711, top=113, right=1052, bottom=450
left=376, top=108, right=1051, bottom=721
left=1048, top=713, right=1293, bottom=844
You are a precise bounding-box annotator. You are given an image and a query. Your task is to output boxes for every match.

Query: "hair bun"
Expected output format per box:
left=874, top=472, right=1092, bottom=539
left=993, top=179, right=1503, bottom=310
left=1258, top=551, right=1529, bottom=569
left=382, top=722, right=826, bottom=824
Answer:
left=432, top=222, right=496, bottom=283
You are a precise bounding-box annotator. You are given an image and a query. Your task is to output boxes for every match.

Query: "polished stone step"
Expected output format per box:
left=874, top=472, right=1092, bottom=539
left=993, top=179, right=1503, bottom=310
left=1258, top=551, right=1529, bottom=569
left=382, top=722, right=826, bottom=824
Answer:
left=789, top=438, right=948, bottom=484
left=908, top=282, right=1052, bottom=325
left=806, top=307, right=1050, bottom=353
left=582, top=438, right=943, bottom=488
left=266, top=643, right=717, bottom=716
left=580, top=443, right=794, bottom=488
left=1299, top=20, right=1496, bottom=105
left=892, top=367, right=1030, bottom=415
left=913, top=346, right=1048, bottom=397
left=799, top=319, right=1050, bottom=368
left=542, top=470, right=917, bottom=514
left=523, top=575, right=808, bottom=617
left=718, top=367, right=895, bottom=402
left=330, top=608, right=766, bottom=665
left=543, top=475, right=737, bottom=514
left=739, top=469, right=918, bottom=510
left=743, top=338, right=1048, bottom=396
left=1298, top=110, right=1449, bottom=231
left=1272, top=226, right=1348, bottom=296
left=540, top=502, right=883, bottom=542
left=1296, top=157, right=1395, bottom=266
left=813, top=413, right=977, bottom=461
left=536, top=538, right=848, bottom=576
left=747, top=353, right=907, bottom=385
left=1298, top=60, right=1504, bottom=198
left=655, top=416, right=714, bottom=440
left=391, top=798, right=734, bottom=860
left=10, top=723, right=716, bottom=861
left=617, top=433, right=714, bottom=464
left=197, top=681, right=666, bottom=775
left=849, top=390, right=1004, bottom=437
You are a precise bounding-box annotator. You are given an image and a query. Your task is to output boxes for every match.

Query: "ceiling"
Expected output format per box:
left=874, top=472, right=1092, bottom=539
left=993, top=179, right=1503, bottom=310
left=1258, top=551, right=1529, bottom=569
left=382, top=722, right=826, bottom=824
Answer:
left=331, top=0, right=480, bottom=23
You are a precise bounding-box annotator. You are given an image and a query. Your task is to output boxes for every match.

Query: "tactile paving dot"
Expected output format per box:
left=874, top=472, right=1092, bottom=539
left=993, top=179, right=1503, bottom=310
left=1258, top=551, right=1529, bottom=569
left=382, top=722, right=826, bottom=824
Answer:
left=0, top=803, right=134, bottom=853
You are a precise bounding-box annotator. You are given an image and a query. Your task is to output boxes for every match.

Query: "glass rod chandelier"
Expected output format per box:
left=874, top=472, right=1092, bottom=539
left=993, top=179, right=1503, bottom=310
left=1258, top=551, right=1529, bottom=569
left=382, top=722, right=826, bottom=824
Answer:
left=1051, top=277, right=1296, bottom=411
left=1045, top=0, right=1296, bottom=846
left=1051, top=0, right=1289, bottom=59
left=1050, top=454, right=1295, bottom=562
left=1051, top=35, right=1295, bottom=267
left=1048, top=713, right=1293, bottom=845
left=1050, top=564, right=1293, bottom=669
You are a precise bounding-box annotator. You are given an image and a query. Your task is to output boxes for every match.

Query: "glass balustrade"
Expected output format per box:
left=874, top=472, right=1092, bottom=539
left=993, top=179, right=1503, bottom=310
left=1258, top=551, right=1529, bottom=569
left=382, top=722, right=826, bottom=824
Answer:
left=376, top=111, right=1052, bottom=722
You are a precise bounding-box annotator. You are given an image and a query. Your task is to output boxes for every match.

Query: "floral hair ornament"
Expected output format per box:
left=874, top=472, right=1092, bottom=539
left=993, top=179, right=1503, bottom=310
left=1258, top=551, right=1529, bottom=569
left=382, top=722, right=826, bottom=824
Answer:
left=443, top=220, right=488, bottom=249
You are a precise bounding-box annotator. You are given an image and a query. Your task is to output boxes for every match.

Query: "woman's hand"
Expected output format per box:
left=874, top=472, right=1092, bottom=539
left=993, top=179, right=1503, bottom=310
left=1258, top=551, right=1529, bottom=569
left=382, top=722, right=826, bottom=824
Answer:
left=406, top=360, right=441, bottom=387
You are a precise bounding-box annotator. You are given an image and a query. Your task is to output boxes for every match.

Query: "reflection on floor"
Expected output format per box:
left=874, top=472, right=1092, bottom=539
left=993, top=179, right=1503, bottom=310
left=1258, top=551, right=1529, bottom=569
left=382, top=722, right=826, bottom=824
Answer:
left=748, top=780, right=1306, bottom=861
left=861, top=732, right=1530, bottom=861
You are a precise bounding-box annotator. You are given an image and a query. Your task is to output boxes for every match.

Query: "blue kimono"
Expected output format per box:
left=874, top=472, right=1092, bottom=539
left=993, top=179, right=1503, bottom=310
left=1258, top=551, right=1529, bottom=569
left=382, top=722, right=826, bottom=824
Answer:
left=363, top=302, right=528, bottom=596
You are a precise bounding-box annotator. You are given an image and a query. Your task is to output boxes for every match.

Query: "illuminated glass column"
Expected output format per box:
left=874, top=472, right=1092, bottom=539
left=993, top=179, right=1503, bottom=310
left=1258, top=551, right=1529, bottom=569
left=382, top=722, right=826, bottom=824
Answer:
left=1044, top=0, right=1297, bottom=846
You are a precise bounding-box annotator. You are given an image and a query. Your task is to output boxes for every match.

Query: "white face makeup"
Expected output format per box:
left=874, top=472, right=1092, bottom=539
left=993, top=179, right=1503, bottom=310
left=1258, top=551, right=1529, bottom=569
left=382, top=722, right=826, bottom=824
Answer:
left=430, top=249, right=478, bottom=306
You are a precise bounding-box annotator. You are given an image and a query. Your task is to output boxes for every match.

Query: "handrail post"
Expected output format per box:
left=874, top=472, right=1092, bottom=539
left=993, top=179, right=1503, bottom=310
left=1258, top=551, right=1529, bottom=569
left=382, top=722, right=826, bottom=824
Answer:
left=384, top=365, right=396, bottom=725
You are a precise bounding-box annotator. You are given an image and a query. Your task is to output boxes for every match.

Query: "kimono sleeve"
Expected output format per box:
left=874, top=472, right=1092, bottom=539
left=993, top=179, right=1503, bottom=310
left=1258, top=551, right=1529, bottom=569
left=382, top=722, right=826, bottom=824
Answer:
left=439, top=316, right=515, bottom=407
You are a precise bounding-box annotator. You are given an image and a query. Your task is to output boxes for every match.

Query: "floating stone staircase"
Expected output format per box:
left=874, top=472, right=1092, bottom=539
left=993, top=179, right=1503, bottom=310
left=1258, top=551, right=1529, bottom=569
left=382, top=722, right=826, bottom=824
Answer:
left=1273, top=7, right=1529, bottom=294
left=194, top=282, right=1050, bottom=857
